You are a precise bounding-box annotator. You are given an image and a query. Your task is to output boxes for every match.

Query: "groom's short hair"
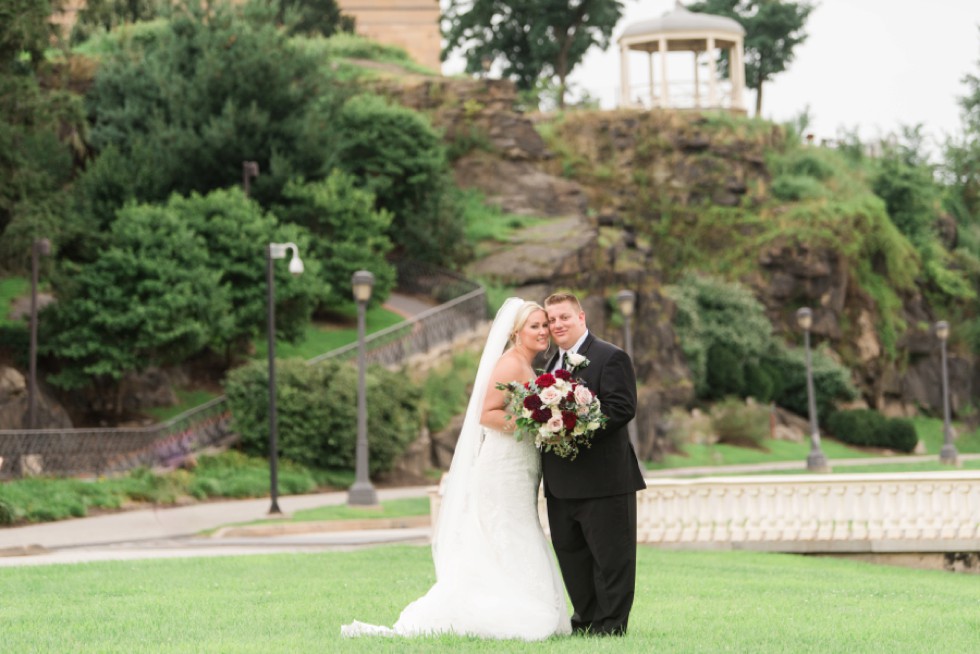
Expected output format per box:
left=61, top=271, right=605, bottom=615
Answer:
left=544, top=292, right=582, bottom=313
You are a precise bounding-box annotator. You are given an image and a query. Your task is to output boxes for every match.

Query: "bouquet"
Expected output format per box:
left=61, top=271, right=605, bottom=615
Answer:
left=497, top=367, right=607, bottom=460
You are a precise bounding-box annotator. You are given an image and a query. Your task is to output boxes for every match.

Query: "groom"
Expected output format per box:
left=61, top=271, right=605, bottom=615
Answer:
left=542, top=292, right=646, bottom=636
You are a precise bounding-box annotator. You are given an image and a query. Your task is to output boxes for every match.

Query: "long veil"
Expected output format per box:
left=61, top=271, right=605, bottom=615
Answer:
left=431, top=297, right=524, bottom=579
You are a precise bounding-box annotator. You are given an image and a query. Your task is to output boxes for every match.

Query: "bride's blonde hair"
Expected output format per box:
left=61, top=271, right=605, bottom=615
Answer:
left=508, top=301, right=545, bottom=347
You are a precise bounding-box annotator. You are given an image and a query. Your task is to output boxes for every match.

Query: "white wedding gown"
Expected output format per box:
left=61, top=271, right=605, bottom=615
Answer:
left=341, top=426, right=571, bottom=640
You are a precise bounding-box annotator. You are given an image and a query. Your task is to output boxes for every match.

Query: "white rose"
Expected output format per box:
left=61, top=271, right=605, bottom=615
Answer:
left=573, top=385, right=594, bottom=406
left=566, top=352, right=586, bottom=368
left=546, top=414, right=565, bottom=432
left=539, top=386, right=564, bottom=406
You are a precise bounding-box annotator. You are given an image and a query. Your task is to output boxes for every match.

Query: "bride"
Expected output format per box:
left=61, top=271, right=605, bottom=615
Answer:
left=342, top=298, right=571, bottom=640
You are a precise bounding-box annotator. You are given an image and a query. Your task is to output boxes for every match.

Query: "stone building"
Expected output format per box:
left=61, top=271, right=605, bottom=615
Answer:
left=51, top=0, right=442, bottom=71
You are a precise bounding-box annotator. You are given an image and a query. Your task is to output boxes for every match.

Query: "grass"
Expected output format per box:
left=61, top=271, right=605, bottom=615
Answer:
left=1, top=546, right=977, bottom=652
left=0, top=276, right=28, bottom=322
left=651, top=417, right=980, bottom=472
left=225, top=497, right=430, bottom=528
left=252, top=306, right=405, bottom=361
left=458, top=188, right=548, bottom=256
left=144, top=387, right=221, bottom=422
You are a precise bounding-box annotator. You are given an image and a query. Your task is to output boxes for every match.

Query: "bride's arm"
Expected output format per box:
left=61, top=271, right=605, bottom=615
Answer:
left=479, top=355, right=524, bottom=433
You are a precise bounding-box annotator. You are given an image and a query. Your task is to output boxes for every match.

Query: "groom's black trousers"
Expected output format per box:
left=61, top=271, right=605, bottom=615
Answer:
left=547, top=492, right=637, bottom=636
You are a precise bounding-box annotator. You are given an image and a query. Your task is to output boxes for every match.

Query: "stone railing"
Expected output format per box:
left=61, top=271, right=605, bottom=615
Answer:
left=631, top=472, right=980, bottom=552
left=0, top=261, right=486, bottom=478
left=430, top=471, right=980, bottom=555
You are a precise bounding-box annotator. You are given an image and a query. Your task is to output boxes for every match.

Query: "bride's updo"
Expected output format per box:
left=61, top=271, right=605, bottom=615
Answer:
left=508, top=301, right=545, bottom=347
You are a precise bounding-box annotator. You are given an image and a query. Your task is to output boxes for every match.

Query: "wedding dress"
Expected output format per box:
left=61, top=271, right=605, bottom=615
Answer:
left=341, top=298, right=570, bottom=641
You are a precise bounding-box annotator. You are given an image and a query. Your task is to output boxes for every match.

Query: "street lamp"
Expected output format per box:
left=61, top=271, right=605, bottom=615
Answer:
left=28, top=238, right=51, bottom=430
left=935, top=321, right=959, bottom=465
left=796, top=307, right=830, bottom=472
left=243, top=161, right=259, bottom=197
left=348, top=270, right=378, bottom=506
left=266, top=242, right=304, bottom=514
left=615, top=289, right=644, bottom=475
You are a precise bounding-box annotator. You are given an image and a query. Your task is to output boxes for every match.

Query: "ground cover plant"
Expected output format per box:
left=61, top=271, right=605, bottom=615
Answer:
left=0, top=546, right=977, bottom=652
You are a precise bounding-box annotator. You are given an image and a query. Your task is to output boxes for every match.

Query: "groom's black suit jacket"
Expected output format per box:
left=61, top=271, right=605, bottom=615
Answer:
left=541, top=333, right=646, bottom=499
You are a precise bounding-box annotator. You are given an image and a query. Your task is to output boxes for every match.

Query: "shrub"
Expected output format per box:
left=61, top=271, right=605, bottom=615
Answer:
left=879, top=418, right=918, bottom=453
left=828, top=410, right=918, bottom=452
left=766, top=346, right=857, bottom=420
left=744, top=363, right=775, bottom=403
left=827, top=409, right=885, bottom=447
left=706, top=344, right=744, bottom=399
left=772, top=174, right=826, bottom=201
left=710, top=398, right=769, bottom=448
left=225, top=358, right=422, bottom=474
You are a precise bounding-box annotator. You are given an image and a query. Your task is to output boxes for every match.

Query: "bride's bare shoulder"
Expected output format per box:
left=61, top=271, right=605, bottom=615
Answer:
left=490, top=349, right=526, bottom=380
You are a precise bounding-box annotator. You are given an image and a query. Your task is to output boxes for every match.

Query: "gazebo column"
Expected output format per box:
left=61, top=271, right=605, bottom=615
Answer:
left=619, top=42, right=631, bottom=107
left=659, top=36, right=669, bottom=107
left=693, top=50, right=701, bottom=107
left=648, top=50, right=656, bottom=106
left=731, top=40, right=745, bottom=110
left=707, top=36, right=718, bottom=107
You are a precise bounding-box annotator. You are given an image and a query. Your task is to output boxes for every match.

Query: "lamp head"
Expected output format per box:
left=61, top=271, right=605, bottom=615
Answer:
left=351, top=270, right=375, bottom=303
left=935, top=320, right=949, bottom=342
left=288, top=256, right=304, bottom=276
left=615, top=289, right=636, bottom=318
left=796, top=307, right=812, bottom=331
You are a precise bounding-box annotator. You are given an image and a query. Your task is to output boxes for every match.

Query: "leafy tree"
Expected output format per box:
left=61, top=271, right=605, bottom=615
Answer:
left=442, top=0, right=624, bottom=108
left=166, top=188, right=326, bottom=363
left=278, top=170, right=395, bottom=310
left=77, top=0, right=344, bottom=257
left=273, top=0, right=354, bottom=37
left=688, top=0, right=814, bottom=115
left=335, top=94, right=468, bottom=265
left=41, top=203, right=222, bottom=404
left=0, top=0, right=83, bottom=272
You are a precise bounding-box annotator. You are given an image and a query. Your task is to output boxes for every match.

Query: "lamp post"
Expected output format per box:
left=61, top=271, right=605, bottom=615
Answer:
left=243, top=161, right=259, bottom=197
left=348, top=270, right=378, bottom=506
left=615, top=289, right=644, bottom=475
left=28, top=238, right=51, bottom=430
left=796, top=307, right=830, bottom=472
left=266, top=242, right=304, bottom=514
left=935, top=321, right=959, bottom=465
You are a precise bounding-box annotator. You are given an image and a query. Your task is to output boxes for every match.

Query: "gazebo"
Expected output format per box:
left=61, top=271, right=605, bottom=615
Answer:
left=617, top=1, right=746, bottom=112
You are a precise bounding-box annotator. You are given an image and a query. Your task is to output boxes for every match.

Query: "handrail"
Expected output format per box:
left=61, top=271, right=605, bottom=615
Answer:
left=0, top=262, right=487, bottom=478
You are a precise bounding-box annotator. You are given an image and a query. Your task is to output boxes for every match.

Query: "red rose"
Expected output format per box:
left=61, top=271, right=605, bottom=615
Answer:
left=535, top=373, right=556, bottom=388
left=523, top=394, right=543, bottom=411
left=561, top=411, right=577, bottom=430
left=554, top=369, right=572, bottom=381
left=531, top=407, right=552, bottom=423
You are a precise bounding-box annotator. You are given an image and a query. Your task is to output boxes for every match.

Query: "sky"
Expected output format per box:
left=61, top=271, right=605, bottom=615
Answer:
left=443, top=1, right=980, bottom=152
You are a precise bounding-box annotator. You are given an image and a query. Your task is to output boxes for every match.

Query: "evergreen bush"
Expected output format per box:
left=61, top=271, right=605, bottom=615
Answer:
left=706, top=344, right=744, bottom=399
left=225, top=358, right=422, bottom=474
left=879, top=418, right=918, bottom=453
left=827, top=409, right=885, bottom=447
left=744, top=363, right=775, bottom=403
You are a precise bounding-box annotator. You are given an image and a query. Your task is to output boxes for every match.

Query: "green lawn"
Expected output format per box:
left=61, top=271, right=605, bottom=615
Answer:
left=1, top=546, right=976, bottom=652
left=252, top=306, right=405, bottom=361
left=649, top=416, right=980, bottom=471
left=0, top=276, right=28, bottom=323
left=224, top=497, right=431, bottom=529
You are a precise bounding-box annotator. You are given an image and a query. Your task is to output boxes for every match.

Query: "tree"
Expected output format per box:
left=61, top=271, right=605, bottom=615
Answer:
left=0, top=0, right=83, bottom=272
left=41, top=203, right=223, bottom=406
left=442, top=0, right=624, bottom=109
left=274, top=0, right=354, bottom=37
left=277, top=170, right=396, bottom=310
left=688, top=0, right=813, bottom=115
left=77, top=0, right=344, bottom=248
left=70, top=0, right=165, bottom=44
left=334, top=94, right=468, bottom=265
left=167, top=188, right=325, bottom=363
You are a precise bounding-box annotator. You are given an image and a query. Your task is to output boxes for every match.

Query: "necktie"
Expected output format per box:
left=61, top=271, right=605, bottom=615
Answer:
left=559, top=352, right=568, bottom=371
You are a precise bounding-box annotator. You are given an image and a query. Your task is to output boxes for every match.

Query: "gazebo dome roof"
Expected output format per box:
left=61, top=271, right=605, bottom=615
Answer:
left=620, top=3, right=745, bottom=40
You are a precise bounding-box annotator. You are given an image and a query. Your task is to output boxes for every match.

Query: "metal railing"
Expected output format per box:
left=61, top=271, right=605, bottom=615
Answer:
left=0, top=261, right=486, bottom=478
